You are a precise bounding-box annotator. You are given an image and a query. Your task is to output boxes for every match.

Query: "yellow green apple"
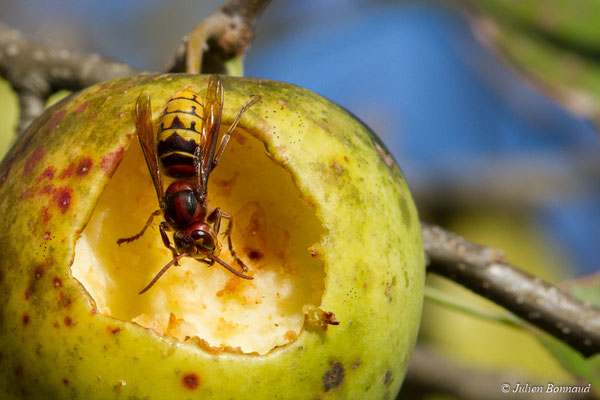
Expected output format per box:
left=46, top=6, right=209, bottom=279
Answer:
left=0, top=74, right=424, bottom=399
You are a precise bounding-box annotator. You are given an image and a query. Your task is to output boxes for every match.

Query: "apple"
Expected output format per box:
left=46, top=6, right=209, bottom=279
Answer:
left=0, top=74, right=424, bottom=399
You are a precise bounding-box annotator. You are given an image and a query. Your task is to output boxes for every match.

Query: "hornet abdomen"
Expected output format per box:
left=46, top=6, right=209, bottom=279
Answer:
left=157, top=88, right=205, bottom=177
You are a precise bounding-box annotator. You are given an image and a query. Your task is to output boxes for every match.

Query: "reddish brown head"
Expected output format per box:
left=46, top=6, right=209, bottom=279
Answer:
left=173, top=221, right=219, bottom=257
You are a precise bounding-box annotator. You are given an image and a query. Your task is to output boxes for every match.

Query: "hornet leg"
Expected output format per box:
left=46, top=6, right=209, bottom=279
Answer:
left=117, top=209, right=162, bottom=245
left=207, top=208, right=249, bottom=272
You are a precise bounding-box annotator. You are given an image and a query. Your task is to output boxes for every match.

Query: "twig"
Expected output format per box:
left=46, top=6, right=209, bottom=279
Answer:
left=167, top=0, right=271, bottom=74
left=0, top=0, right=270, bottom=134
left=0, top=22, right=147, bottom=135
left=422, top=222, right=600, bottom=358
left=400, top=344, right=589, bottom=400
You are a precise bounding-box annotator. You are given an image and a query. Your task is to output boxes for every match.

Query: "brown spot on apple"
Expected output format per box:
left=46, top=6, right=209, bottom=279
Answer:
left=384, top=370, right=392, bottom=385
left=108, top=326, right=121, bottom=335
left=323, top=361, right=344, bottom=392
left=182, top=373, right=200, bottom=390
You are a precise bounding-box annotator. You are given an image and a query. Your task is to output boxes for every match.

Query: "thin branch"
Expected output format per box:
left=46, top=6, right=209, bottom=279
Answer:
left=422, top=222, right=600, bottom=358
left=167, top=0, right=271, bottom=74
left=400, top=344, right=590, bottom=400
left=0, top=22, right=147, bottom=134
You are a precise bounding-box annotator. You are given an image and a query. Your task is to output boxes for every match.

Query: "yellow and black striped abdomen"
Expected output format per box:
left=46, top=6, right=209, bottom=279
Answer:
left=157, top=89, right=204, bottom=178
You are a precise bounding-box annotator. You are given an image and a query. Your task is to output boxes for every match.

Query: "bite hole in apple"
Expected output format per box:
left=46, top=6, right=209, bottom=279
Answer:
left=71, top=127, right=326, bottom=355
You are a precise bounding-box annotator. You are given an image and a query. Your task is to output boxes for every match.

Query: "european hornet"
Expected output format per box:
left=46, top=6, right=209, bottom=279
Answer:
left=118, top=74, right=261, bottom=294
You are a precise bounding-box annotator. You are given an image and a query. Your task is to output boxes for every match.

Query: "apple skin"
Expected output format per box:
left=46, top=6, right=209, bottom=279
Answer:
left=0, top=75, right=424, bottom=399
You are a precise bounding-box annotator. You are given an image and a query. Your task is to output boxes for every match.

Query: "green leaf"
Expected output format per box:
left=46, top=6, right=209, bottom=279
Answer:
left=536, top=273, right=600, bottom=393
left=463, top=0, right=600, bottom=124
left=424, top=284, right=523, bottom=329
left=475, top=0, right=600, bottom=53
left=537, top=334, right=600, bottom=390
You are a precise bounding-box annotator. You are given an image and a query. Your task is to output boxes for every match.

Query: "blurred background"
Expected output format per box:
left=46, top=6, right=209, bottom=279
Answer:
left=1, top=0, right=598, bottom=392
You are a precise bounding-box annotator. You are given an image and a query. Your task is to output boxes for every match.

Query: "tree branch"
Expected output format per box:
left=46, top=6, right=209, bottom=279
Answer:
left=167, top=0, right=271, bottom=74
left=422, top=222, right=600, bottom=357
left=0, top=22, right=147, bottom=135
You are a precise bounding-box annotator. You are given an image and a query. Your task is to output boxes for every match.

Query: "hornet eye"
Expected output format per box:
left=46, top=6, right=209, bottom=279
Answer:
left=191, top=230, right=215, bottom=251
left=190, top=230, right=203, bottom=240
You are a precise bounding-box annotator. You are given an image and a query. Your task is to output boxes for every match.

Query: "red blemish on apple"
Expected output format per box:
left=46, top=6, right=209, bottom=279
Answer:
left=108, top=326, right=121, bottom=335
left=19, top=187, right=35, bottom=200
left=62, top=378, right=69, bottom=386
left=115, top=78, right=137, bottom=91
left=64, top=316, right=72, bottom=326
left=36, top=166, right=56, bottom=183
left=76, top=158, right=93, bottom=176
left=39, top=206, right=52, bottom=225
left=53, top=187, right=72, bottom=213
left=48, top=109, right=67, bottom=130
left=94, top=82, right=112, bottom=94
left=24, top=258, right=54, bottom=300
left=44, top=231, right=52, bottom=241
left=59, top=162, right=76, bottom=179
left=58, top=292, right=72, bottom=308
left=182, top=373, right=200, bottom=390
left=39, top=185, right=54, bottom=195
left=53, top=278, right=63, bottom=288
left=34, top=265, right=45, bottom=280
left=24, top=148, right=46, bottom=175
left=74, top=102, right=89, bottom=114
left=22, top=315, right=29, bottom=325
left=100, top=148, right=125, bottom=176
